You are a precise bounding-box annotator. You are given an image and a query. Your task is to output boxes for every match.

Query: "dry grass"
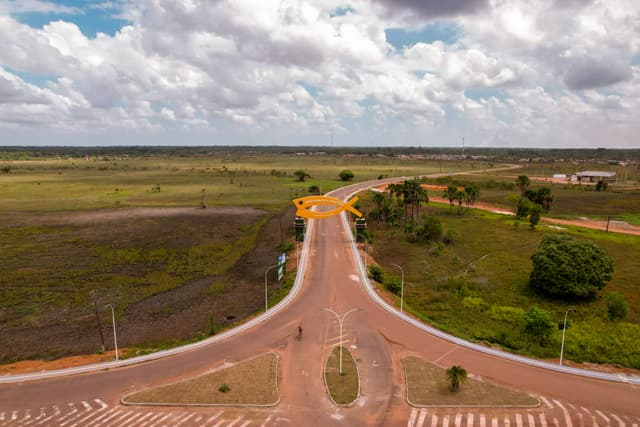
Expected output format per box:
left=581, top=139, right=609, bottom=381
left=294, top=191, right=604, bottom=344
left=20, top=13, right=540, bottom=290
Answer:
left=403, top=356, right=538, bottom=407
left=122, top=353, right=278, bottom=406
left=324, top=346, right=359, bottom=405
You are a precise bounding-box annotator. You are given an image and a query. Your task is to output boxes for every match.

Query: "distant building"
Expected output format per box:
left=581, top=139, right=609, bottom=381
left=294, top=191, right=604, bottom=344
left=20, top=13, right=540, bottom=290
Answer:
left=570, top=171, right=616, bottom=183
left=553, top=174, right=567, bottom=180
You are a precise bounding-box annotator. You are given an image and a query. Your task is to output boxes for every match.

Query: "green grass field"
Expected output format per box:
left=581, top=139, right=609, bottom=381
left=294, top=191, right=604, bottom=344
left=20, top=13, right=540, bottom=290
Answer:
left=361, top=191, right=640, bottom=369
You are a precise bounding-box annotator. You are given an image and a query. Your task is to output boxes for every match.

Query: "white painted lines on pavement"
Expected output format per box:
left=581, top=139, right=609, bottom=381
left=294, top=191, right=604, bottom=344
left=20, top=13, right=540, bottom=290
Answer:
left=553, top=399, right=573, bottom=427
left=455, top=413, right=462, bottom=427
left=528, top=414, right=536, bottom=427
left=431, top=414, right=439, bottom=427
left=417, top=409, right=428, bottom=427
left=408, top=408, right=418, bottom=427
left=610, top=414, right=626, bottom=427
left=480, top=414, right=486, bottom=427
left=516, top=413, right=523, bottom=427
left=596, top=410, right=611, bottom=425
left=467, top=413, right=474, bottom=427
left=539, top=413, right=548, bottom=427
left=492, top=417, right=498, bottom=427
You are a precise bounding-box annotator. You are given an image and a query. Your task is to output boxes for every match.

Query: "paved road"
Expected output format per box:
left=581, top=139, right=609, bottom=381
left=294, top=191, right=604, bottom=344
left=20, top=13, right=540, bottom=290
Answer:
left=1, top=173, right=639, bottom=426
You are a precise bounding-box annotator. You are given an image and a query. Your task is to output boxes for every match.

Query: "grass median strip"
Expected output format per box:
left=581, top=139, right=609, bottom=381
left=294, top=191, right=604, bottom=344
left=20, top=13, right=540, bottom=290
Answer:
left=403, top=356, right=538, bottom=407
left=122, top=353, right=279, bottom=406
left=324, top=346, right=359, bottom=405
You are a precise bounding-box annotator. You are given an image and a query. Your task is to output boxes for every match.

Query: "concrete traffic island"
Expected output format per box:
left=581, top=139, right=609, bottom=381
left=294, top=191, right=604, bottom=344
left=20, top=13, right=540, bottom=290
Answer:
left=403, top=356, right=539, bottom=408
left=324, top=346, right=360, bottom=406
left=121, top=353, right=279, bottom=406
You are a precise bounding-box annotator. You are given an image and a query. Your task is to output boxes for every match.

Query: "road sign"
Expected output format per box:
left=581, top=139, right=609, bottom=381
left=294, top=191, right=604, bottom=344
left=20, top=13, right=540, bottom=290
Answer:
left=277, top=253, right=286, bottom=281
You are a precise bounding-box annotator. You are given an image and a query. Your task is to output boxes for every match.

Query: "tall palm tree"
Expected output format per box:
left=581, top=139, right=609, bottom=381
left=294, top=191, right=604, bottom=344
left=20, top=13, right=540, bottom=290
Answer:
left=446, top=365, right=467, bottom=391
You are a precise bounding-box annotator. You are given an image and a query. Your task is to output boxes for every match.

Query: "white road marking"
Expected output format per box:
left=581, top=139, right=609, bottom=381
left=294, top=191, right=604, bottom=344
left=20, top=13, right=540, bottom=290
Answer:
left=431, top=414, right=439, bottom=427
left=467, top=413, right=474, bottom=427
left=492, top=417, right=498, bottom=427
left=582, top=408, right=593, bottom=416
left=516, top=413, right=523, bottom=427
left=408, top=409, right=418, bottom=427
left=443, top=414, right=450, bottom=427
left=213, top=418, right=228, bottom=427
left=110, top=411, right=144, bottom=426
left=0, top=412, right=4, bottom=421
left=228, top=415, right=245, bottom=427
left=206, top=411, right=225, bottom=425
left=540, top=397, right=554, bottom=409
left=34, top=405, right=61, bottom=426
left=68, top=402, right=110, bottom=427
left=480, top=414, right=486, bottom=427
left=539, top=413, right=548, bottom=427
left=174, top=413, right=196, bottom=426
left=417, top=409, right=428, bottom=427
left=137, top=412, right=165, bottom=427
left=96, top=409, right=124, bottom=426
left=12, top=410, right=18, bottom=420
left=505, top=416, right=511, bottom=427
left=553, top=417, right=560, bottom=427
left=239, top=421, right=252, bottom=427
left=528, top=414, right=536, bottom=427
left=611, top=414, right=625, bottom=427
left=260, top=414, right=273, bottom=427
left=596, top=411, right=610, bottom=425
left=148, top=412, right=172, bottom=427
left=81, top=401, right=92, bottom=410
left=577, top=412, right=585, bottom=427
left=95, top=399, right=108, bottom=410
left=55, top=403, right=78, bottom=423
left=455, top=413, right=462, bottom=427
left=129, top=412, right=154, bottom=427
left=553, top=399, right=573, bottom=427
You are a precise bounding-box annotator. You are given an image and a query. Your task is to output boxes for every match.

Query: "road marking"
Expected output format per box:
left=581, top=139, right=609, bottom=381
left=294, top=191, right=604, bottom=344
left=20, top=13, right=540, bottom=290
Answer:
left=95, top=399, right=108, bottom=410
left=455, top=413, right=462, bottom=427
left=553, top=417, right=560, bottom=427
left=417, top=409, right=428, bottom=427
left=109, top=411, right=143, bottom=426
left=213, top=418, right=228, bottom=427
left=98, top=409, right=126, bottom=425
left=81, top=401, right=92, bottom=410
left=467, top=413, right=474, bottom=427
left=539, top=413, right=548, bottom=427
left=528, top=414, right=536, bottom=427
left=85, top=408, right=121, bottom=426
left=539, top=397, right=554, bottom=409
left=516, top=413, right=523, bottom=427
left=129, top=412, right=154, bottom=426
left=596, top=411, right=610, bottom=425
left=431, top=414, right=439, bottom=427
left=34, top=405, right=61, bottom=425
left=611, top=414, right=625, bottom=427
left=206, top=411, right=224, bottom=425
left=68, top=402, right=110, bottom=427
left=480, top=414, right=486, bottom=427
left=408, top=409, right=418, bottom=427
left=174, top=413, right=196, bottom=426
left=239, top=421, right=252, bottom=427
left=260, top=414, right=273, bottom=427
left=137, top=412, right=165, bottom=427
left=12, top=410, right=18, bottom=420
left=149, top=412, right=173, bottom=427
left=0, top=412, right=4, bottom=421
left=582, top=408, right=593, bottom=416
left=492, top=417, right=498, bottom=427
left=553, top=399, right=573, bottom=427
left=443, top=414, right=450, bottom=427
left=56, top=403, right=78, bottom=423
left=577, top=412, right=585, bottom=427
left=505, top=416, right=511, bottom=427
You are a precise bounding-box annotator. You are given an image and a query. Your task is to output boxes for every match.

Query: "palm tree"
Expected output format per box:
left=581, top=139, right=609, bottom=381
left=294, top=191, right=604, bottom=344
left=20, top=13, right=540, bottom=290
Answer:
left=446, top=365, right=467, bottom=391
left=516, top=175, right=530, bottom=197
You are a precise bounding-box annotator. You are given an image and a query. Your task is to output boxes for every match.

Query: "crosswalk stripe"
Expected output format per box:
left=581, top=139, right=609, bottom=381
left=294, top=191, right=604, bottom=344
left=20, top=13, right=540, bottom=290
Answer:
left=174, top=413, right=196, bottom=426
left=596, top=411, right=610, bottom=424
left=553, top=417, right=560, bottom=427
left=108, top=411, right=143, bottom=426
left=553, top=399, right=573, bottom=427
left=540, top=397, right=554, bottom=409
left=260, top=414, right=273, bottom=427
left=417, top=409, right=428, bottom=427
left=96, top=409, right=124, bottom=425
left=148, top=412, right=172, bottom=427
left=0, top=412, right=4, bottom=421
left=443, top=414, right=450, bottom=427
left=590, top=415, right=600, bottom=427
left=205, top=411, right=224, bottom=425
left=491, top=417, right=498, bottom=427
left=137, top=412, right=164, bottom=427
left=408, top=408, right=418, bottom=427
left=577, top=412, right=585, bottom=427
left=505, top=416, right=511, bottom=427
left=582, top=408, right=593, bottom=416
left=34, top=405, right=61, bottom=425
left=82, top=407, right=118, bottom=427
left=516, top=413, right=523, bottom=427
left=528, top=414, right=536, bottom=427
left=239, top=421, right=252, bottom=427
left=455, top=414, right=462, bottom=427
left=12, top=410, right=18, bottom=420
left=81, top=401, right=92, bottom=410
left=95, top=399, right=109, bottom=410
left=228, top=415, right=245, bottom=427
left=194, top=416, right=203, bottom=423
left=480, top=414, right=486, bottom=427
left=611, top=414, right=625, bottom=427
left=213, top=418, right=228, bottom=427
left=129, top=412, right=154, bottom=427
left=539, top=413, right=548, bottom=427
left=68, top=402, right=110, bottom=427
left=431, top=414, right=439, bottom=427
left=467, top=413, right=474, bottom=427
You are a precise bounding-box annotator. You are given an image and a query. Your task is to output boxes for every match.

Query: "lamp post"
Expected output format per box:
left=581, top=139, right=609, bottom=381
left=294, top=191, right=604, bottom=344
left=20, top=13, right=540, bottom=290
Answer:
left=264, top=264, right=278, bottom=312
left=391, top=263, right=405, bottom=313
left=364, top=238, right=368, bottom=271
left=559, top=307, right=575, bottom=366
left=322, top=308, right=359, bottom=374
left=104, top=304, right=118, bottom=361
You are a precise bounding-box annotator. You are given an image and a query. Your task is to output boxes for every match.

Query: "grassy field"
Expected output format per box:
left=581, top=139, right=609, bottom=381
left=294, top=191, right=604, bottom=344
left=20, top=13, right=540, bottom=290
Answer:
left=360, top=191, right=640, bottom=369
left=324, top=346, right=359, bottom=405
left=122, top=353, right=279, bottom=405
left=0, top=151, right=477, bottom=364
left=403, top=356, right=538, bottom=407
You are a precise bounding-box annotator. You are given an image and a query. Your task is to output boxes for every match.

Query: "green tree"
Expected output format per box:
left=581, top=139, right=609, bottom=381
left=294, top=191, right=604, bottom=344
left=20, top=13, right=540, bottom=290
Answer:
left=368, top=265, right=384, bottom=283
left=443, top=185, right=458, bottom=208
left=516, top=197, right=532, bottom=219
left=416, top=215, right=443, bottom=242
left=607, top=292, right=628, bottom=321
left=294, top=170, right=311, bottom=182
left=1, top=165, right=11, bottom=174
left=595, top=180, right=608, bottom=191
left=339, top=169, right=354, bottom=181
left=308, top=184, right=321, bottom=194
left=446, top=365, right=467, bottom=391
left=464, top=184, right=480, bottom=208
left=530, top=235, right=614, bottom=298
left=528, top=204, right=542, bottom=230
left=524, top=306, right=554, bottom=345
left=516, top=175, right=530, bottom=197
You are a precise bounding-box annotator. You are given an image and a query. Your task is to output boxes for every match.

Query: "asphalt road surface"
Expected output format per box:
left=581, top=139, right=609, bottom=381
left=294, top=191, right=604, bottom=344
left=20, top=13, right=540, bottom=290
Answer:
left=1, top=176, right=639, bottom=427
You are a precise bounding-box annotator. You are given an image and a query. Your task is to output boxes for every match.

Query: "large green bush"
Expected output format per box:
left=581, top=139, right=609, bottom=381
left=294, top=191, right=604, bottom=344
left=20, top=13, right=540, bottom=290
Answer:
left=530, top=235, right=614, bottom=298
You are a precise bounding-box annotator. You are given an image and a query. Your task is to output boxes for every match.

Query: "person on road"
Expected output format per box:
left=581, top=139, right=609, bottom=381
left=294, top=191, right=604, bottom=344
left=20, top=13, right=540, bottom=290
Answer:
left=297, top=325, right=303, bottom=339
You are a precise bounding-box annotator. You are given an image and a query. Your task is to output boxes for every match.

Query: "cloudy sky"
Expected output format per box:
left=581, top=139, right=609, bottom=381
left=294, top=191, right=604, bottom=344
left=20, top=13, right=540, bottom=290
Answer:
left=0, top=0, right=638, bottom=147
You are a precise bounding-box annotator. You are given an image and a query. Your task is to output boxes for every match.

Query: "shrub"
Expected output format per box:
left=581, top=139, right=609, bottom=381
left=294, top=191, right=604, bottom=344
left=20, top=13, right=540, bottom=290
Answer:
left=294, top=170, right=310, bottom=182
left=339, top=169, right=354, bottom=181
left=218, top=384, right=230, bottom=393
left=462, top=296, right=486, bottom=311
left=442, top=229, right=457, bottom=245
left=530, top=234, right=614, bottom=299
left=368, top=265, right=384, bottom=283
left=1, top=165, right=11, bottom=174
left=607, top=292, right=628, bottom=321
left=488, top=305, right=525, bottom=323
left=308, top=184, right=321, bottom=194
left=416, top=215, right=443, bottom=242
left=524, top=306, right=554, bottom=345
left=384, top=278, right=401, bottom=294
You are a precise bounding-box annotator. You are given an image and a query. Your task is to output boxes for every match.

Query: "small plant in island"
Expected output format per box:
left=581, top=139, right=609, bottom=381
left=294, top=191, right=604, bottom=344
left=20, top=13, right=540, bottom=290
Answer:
left=218, top=384, right=230, bottom=393
left=607, top=292, right=627, bottom=321
left=446, top=365, right=467, bottom=391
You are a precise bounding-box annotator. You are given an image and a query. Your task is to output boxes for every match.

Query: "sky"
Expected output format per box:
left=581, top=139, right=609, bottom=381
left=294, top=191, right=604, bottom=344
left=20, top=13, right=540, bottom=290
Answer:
left=0, top=0, right=639, bottom=148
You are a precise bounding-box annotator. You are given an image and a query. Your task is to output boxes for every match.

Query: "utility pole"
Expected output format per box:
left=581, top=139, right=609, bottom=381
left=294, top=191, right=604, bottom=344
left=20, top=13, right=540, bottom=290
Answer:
left=91, top=290, right=105, bottom=354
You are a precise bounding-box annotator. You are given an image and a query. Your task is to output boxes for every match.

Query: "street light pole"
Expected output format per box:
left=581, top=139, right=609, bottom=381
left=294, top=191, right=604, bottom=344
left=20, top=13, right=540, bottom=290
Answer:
left=559, top=307, right=575, bottom=366
left=391, top=263, right=405, bottom=313
left=104, top=304, right=118, bottom=361
left=322, top=308, right=359, bottom=374
left=264, top=264, right=278, bottom=312
left=364, top=238, right=368, bottom=271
